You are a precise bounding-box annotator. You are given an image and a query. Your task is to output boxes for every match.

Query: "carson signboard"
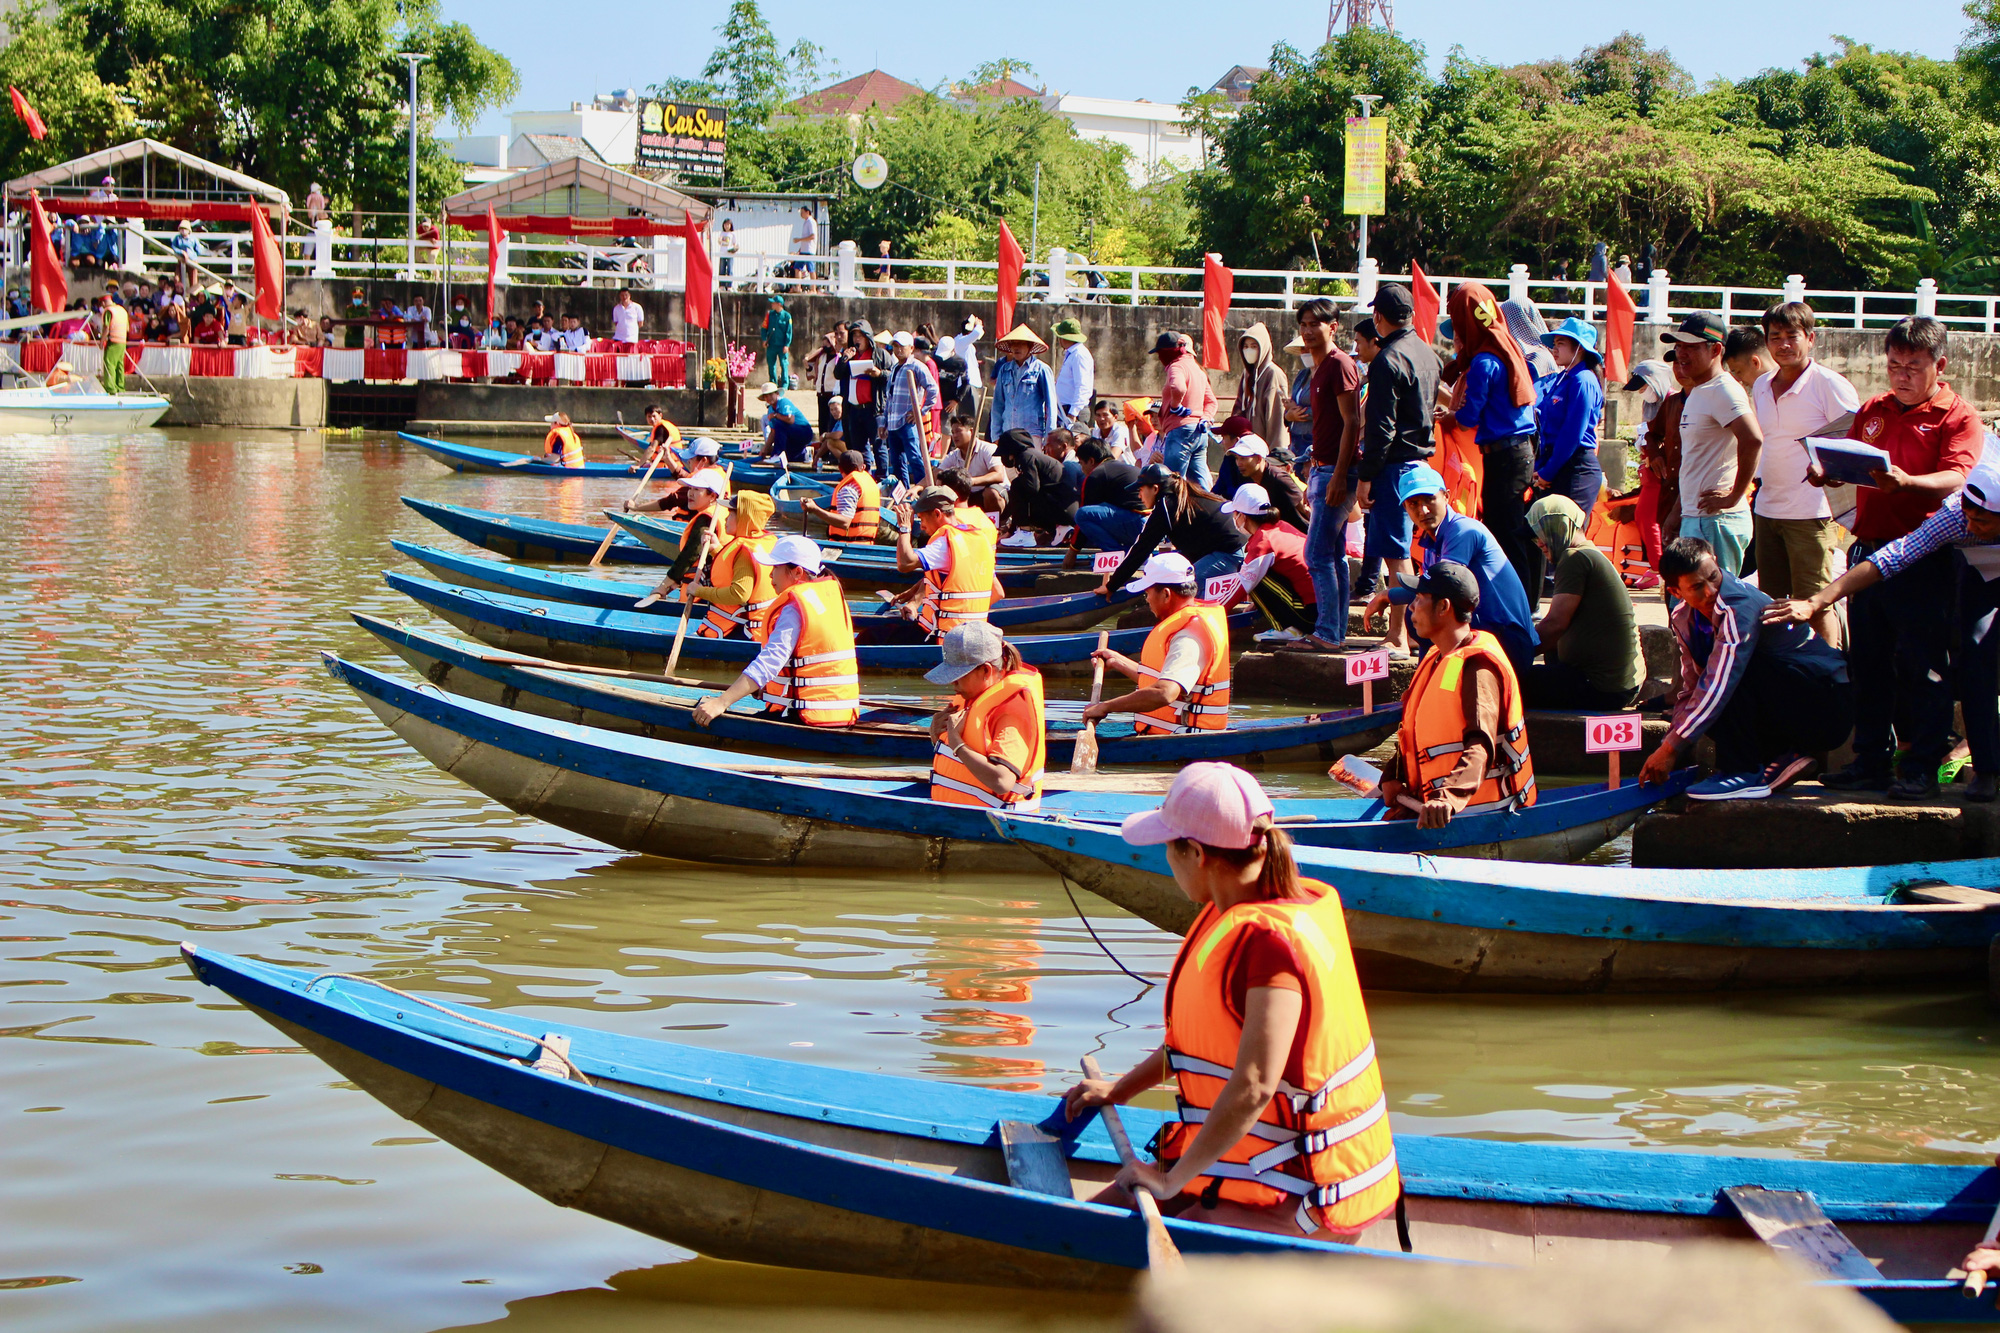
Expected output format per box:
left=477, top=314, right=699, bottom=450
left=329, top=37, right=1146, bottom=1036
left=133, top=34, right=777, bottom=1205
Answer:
left=637, top=99, right=727, bottom=181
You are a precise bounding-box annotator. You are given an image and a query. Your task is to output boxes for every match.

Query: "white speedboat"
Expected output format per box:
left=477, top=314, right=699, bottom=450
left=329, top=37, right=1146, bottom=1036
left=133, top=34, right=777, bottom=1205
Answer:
left=0, top=385, right=170, bottom=434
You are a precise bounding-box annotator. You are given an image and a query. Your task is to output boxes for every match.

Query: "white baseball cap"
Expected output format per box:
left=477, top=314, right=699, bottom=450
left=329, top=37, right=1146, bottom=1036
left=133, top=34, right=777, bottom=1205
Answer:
left=752, top=533, right=830, bottom=573
left=1122, top=551, right=1196, bottom=595
left=891, top=330, right=914, bottom=347
left=685, top=467, right=729, bottom=495
left=690, top=437, right=721, bottom=457
left=1226, top=433, right=1270, bottom=458
left=1221, top=482, right=1277, bottom=517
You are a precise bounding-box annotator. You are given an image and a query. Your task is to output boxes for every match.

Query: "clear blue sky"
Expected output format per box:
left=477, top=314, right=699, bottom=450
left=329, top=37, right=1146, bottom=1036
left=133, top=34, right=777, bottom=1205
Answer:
left=441, top=0, right=1974, bottom=135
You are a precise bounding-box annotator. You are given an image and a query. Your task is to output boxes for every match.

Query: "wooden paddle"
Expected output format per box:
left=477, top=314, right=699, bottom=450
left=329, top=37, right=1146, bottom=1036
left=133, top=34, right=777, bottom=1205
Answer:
left=1070, top=631, right=1110, bottom=775
left=590, top=433, right=667, bottom=567
left=1081, top=1055, right=1182, bottom=1272
left=664, top=517, right=716, bottom=676
left=1957, top=1154, right=2000, bottom=1296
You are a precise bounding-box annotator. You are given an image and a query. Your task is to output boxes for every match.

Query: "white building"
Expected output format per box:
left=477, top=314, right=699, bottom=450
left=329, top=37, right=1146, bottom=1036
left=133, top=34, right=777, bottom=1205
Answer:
left=449, top=93, right=641, bottom=176
left=1050, top=95, right=1210, bottom=186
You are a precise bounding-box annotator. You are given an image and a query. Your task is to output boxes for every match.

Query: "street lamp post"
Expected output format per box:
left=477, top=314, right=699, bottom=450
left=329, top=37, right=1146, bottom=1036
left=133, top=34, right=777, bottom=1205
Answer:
left=398, top=51, right=431, bottom=283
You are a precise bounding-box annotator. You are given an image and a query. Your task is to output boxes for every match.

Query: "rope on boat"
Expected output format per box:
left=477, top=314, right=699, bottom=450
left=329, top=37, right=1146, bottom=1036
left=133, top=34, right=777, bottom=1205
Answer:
left=303, top=973, right=594, bottom=1086
left=1058, top=874, right=1157, bottom=987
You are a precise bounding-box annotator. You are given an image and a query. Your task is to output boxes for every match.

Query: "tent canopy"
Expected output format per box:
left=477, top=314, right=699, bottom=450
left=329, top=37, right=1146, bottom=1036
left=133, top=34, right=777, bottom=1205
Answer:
left=443, top=158, right=711, bottom=236
left=5, top=138, right=290, bottom=214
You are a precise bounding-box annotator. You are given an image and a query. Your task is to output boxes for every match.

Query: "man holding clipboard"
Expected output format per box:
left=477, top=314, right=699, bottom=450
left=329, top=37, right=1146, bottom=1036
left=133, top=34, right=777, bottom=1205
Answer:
left=1773, top=316, right=1981, bottom=800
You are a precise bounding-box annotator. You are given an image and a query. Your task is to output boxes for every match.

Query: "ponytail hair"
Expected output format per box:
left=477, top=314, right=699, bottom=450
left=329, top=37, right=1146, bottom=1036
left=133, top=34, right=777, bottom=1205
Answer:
left=1170, top=816, right=1301, bottom=901
left=998, top=641, right=1024, bottom=674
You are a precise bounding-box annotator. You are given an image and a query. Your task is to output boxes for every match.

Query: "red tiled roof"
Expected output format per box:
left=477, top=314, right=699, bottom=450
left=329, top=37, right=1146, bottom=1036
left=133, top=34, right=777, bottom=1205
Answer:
left=962, top=77, right=1040, bottom=99
left=788, top=70, right=927, bottom=117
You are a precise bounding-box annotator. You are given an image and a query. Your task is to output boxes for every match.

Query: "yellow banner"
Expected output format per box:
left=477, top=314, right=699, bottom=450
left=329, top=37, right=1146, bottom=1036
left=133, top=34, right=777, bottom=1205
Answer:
left=1344, top=116, right=1387, bottom=215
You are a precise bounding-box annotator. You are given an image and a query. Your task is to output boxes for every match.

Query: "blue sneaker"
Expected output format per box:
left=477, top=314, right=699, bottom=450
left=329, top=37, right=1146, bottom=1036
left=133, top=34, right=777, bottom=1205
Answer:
left=1686, top=771, right=1772, bottom=802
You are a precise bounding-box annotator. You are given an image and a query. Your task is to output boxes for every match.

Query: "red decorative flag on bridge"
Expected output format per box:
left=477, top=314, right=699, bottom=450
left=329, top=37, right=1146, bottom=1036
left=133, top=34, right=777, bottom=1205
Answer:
left=9, top=87, right=46, bottom=141
left=1604, top=270, right=1637, bottom=385
left=680, top=218, right=712, bottom=330
left=1409, top=258, right=1440, bottom=345
left=249, top=205, right=282, bottom=320
left=27, top=191, right=64, bottom=314
left=485, top=204, right=501, bottom=327
left=995, top=221, right=1024, bottom=338
left=1201, top=254, right=1234, bottom=372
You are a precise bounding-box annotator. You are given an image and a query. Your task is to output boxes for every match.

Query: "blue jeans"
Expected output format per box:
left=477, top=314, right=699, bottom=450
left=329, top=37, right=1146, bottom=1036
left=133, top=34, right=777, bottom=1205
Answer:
left=1305, top=465, right=1351, bottom=644
left=1075, top=504, right=1146, bottom=551
left=1161, top=422, right=1214, bottom=490
left=1192, top=549, right=1243, bottom=596
left=887, top=423, right=925, bottom=489
left=1364, top=459, right=1418, bottom=561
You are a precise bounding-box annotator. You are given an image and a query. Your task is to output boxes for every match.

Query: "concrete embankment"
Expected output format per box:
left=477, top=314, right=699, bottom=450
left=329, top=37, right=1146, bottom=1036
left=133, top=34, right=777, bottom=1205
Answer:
left=153, top=376, right=327, bottom=428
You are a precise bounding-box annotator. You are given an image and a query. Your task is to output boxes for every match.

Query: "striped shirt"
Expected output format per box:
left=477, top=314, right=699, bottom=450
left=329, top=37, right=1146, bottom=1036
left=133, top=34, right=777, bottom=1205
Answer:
left=1869, top=494, right=1990, bottom=580
left=884, top=358, right=939, bottom=431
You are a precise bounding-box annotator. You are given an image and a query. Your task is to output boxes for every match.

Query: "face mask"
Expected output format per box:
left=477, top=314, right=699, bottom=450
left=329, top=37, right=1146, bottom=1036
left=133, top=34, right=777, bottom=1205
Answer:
left=1242, top=343, right=1261, bottom=365
left=1642, top=386, right=1661, bottom=406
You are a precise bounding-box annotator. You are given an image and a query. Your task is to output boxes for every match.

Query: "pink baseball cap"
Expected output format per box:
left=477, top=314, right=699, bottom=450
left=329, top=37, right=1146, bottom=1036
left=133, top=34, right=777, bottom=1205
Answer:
left=1120, top=762, right=1274, bottom=849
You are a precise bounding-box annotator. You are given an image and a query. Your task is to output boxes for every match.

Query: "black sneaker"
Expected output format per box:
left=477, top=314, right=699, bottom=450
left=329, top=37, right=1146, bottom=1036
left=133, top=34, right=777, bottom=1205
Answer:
left=1890, top=773, right=1941, bottom=800
left=1821, top=763, right=1892, bottom=793
left=1967, top=774, right=1998, bottom=804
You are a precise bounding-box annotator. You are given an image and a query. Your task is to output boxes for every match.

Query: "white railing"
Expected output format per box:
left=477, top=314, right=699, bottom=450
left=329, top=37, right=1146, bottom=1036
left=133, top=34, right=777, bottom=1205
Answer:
left=26, top=219, right=2000, bottom=332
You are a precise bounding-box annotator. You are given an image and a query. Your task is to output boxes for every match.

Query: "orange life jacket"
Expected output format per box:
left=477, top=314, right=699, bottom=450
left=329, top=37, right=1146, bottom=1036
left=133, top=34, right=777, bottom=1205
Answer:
left=695, top=533, right=778, bottom=640
left=1397, top=629, right=1536, bottom=815
left=830, top=471, right=881, bottom=541
left=914, top=520, right=997, bottom=637
left=758, top=576, right=860, bottom=726
left=1160, top=882, right=1400, bottom=1236
left=1133, top=602, right=1231, bottom=734
left=646, top=421, right=684, bottom=472
left=544, top=426, right=583, bottom=468
left=929, top=667, right=1045, bottom=809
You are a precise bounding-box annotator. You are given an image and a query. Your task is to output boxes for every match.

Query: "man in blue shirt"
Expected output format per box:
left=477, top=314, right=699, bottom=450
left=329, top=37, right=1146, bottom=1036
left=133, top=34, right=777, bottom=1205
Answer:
left=1362, top=464, right=1537, bottom=670
left=757, top=383, right=816, bottom=464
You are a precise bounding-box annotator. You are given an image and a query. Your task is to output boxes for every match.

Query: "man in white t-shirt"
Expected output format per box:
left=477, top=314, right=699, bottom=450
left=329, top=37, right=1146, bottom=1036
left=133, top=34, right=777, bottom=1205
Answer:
left=1750, top=301, right=1859, bottom=644
left=610, top=289, right=643, bottom=350
left=1661, top=312, right=1763, bottom=576
left=789, top=206, right=817, bottom=286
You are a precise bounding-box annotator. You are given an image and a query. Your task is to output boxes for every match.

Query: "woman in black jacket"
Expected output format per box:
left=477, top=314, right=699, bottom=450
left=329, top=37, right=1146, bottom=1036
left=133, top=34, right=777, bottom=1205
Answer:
left=1096, top=464, right=1247, bottom=597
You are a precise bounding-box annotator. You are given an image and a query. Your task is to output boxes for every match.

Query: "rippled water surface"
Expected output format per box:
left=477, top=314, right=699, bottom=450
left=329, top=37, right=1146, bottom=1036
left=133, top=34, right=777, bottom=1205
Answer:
left=5, top=430, right=2000, bottom=1331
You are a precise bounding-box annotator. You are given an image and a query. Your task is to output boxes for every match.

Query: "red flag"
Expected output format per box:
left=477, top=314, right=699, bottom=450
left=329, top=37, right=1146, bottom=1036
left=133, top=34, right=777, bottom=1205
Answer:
left=1409, top=258, right=1440, bottom=345
left=485, top=204, right=502, bottom=328
left=249, top=205, right=282, bottom=320
left=27, top=191, right=64, bottom=314
left=680, top=219, right=712, bottom=330
left=1201, top=254, right=1234, bottom=372
left=10, top=87, right=45, bottom=141
left=995, top=221, right=1024, bottom=337
left=1604, top=270, right=1637, bottom=386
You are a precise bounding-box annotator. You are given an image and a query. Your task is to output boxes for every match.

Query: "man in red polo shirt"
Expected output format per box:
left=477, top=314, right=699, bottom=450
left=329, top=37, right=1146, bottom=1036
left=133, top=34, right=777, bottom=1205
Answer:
left=1821, top=316, right=1981, bottom=798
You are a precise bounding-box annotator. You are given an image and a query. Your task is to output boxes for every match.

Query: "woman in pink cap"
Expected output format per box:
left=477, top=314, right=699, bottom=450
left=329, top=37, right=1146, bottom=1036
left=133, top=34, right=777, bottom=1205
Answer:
left=1063, top=762, right=1399, bottom=1240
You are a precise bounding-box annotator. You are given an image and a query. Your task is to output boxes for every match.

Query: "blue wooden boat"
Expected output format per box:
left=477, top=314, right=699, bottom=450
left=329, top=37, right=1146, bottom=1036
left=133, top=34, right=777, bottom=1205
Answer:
left=607, top=509, right=1077, bottom=569
left=388, top=542, right=1137, bottom=633
left=399, top=498, right=1072, bottom=590
left=402, top=432, right=814, bottom=492
left=353, top=613, right=1404, bottom=768
left=181, top=942, right=2000, bottom=1321
left=989, top=813, right=2000, bottom=992
left=382, top=572, right=1189, bottom=676
left=402, top=496, right=669, bottom=565
left=324, top=656, right=1680, bottom=878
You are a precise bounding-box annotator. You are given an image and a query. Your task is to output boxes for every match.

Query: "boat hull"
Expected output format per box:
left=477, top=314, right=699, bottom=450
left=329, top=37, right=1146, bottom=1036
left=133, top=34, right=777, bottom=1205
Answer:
left=182, top=946, right=2000, bottom=1322
left=355, top=613, right=1403, bottom=768
left=0, top=395, right=169, bottom=433
left=990, top=817, right=2000, bottom=992
left=326, top=657, right=1674, bottom=892
left=402, top=432, right=817, bottom=491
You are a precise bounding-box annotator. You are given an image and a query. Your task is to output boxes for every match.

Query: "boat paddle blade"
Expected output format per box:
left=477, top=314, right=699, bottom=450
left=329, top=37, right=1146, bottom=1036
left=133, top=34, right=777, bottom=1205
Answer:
left=1070, top=631, right=1109, bottom=775
left=1081, top=1055, right=1182, bottom=1271
left=998, top=1120, right=1074, bottom=1198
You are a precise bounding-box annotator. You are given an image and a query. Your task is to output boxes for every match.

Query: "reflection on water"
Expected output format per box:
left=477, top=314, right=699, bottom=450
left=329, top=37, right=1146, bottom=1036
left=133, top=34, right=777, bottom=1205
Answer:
left=0, top=431, right=1997, bottom=1331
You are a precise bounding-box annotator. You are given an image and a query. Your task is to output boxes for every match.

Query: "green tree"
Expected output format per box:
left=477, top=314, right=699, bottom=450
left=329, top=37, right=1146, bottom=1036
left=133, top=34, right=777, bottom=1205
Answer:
left=26, top=0, right=516, bottom=217
left=0, top=14, right=135, bottom=176
left=667, top=0, right=837, bottom=130
left=961, top=59, right=1039, bottom=93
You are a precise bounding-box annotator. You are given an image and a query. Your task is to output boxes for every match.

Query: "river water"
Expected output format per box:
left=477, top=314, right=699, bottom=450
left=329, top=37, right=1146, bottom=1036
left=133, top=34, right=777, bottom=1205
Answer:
left=5, top=430, right=1999, bottom=1331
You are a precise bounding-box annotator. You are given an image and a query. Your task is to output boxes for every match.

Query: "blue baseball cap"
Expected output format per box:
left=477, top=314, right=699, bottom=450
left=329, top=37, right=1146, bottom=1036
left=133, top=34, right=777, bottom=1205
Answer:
left=1395, top=464, right=1448, bottom=505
